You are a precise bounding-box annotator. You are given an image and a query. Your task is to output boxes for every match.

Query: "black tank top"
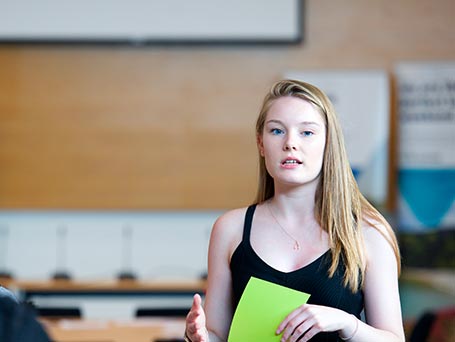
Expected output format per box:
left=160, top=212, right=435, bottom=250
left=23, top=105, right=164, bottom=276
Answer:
left=230, top=204, right=364, bottom=342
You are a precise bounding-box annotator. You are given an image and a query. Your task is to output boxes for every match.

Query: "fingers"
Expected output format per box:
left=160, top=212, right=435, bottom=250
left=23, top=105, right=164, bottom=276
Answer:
left=192, top=293, right=202, bottom=310
left=187, top=294, right=203, bottom=322
left=186, top=294, right=208, bottom=342
left=276, top=305, right=322, bottom=342
left=280, top=319, right=317, bottom=342
left=276, top=304, right=304, bottom=334
left=187, top=294, right=202, bottom=318
left=277, top=305, right=344, bottom=342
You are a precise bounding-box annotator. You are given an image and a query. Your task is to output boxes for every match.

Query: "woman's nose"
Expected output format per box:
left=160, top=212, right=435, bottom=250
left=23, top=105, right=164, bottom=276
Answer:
left=283, top=136, right=298, bottom=151
left=284, top=144, right=297, bottom=151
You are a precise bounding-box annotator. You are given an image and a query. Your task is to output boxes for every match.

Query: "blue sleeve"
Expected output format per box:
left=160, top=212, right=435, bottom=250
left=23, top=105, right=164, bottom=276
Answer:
left=0, top=286, right=19, bottom=303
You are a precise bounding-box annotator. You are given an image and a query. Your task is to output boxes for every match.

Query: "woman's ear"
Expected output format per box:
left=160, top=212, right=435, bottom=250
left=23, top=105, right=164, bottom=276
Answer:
left=257, top=135, right=265, bottom=156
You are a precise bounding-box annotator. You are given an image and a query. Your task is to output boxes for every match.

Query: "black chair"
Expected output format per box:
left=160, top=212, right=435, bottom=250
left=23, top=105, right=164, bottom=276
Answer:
left=136, top=307, right=190, bottom=318
left=409, top=311, right=436, bottom=342
left=409, top=307, right=455, bottom=342
left=35, top=306, right=82, bottom=319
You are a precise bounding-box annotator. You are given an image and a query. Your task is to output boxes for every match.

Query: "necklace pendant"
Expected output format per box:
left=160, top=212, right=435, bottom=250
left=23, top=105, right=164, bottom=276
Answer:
left=293, top=241, right=300, bottom=251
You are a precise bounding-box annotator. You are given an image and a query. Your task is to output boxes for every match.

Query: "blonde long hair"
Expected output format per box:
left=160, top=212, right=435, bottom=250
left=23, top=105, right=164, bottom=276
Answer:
left=255, top=79, right=401, bottom=292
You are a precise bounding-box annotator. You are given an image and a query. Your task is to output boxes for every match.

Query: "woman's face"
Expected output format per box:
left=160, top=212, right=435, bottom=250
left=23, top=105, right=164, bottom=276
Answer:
left=258, top=96, right=326, bottom=189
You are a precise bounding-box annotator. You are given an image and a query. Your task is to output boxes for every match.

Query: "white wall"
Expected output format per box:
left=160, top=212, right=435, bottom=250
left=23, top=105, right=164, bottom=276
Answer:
left=0, top=210, right=221, bottom=280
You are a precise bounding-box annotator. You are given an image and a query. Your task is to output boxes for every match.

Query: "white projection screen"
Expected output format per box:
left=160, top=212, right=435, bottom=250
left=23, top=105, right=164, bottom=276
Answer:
left=0, top=0, right=302, bottom=45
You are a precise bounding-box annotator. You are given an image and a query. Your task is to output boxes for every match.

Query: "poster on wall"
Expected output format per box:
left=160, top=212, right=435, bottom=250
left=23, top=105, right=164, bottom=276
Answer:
left=285, top=70, right=390, bottom=210
left=395, top=62, right=455, bottom=231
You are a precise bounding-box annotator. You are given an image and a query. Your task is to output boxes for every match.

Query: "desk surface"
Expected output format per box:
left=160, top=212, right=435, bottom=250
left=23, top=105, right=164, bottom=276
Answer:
left=2, top=278, right=206, bottom=293
left=42, top=318, right=186, bottom=342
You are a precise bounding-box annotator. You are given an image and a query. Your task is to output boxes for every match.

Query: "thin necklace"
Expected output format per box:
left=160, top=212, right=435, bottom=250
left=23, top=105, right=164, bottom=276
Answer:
left=267, top=202, right=300, bottom=251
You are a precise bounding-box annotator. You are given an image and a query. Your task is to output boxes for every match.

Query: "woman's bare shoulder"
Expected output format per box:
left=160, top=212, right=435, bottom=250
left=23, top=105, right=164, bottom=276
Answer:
left=361, top=217, right=393, bottom=244
left=214, top=207, right=248, bottom=227
left=361, top=218, right=397, bottom=264
left=210, top=206, right=249, bottom=252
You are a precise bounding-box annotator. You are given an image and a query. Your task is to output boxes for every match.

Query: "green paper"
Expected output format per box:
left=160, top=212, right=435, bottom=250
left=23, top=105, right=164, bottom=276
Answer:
left=228, top=277, right=311, bottom=342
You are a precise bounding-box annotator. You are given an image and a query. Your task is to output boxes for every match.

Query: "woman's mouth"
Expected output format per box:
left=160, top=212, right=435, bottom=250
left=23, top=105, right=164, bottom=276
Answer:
left=281, top=158, right=302, bottom=166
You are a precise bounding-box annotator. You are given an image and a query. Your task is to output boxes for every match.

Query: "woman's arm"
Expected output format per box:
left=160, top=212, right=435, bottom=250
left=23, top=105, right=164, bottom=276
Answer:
left=185, top=209, right=245, bottom=342
left=349, top=224, right=405, bottom=341
left=329, top=223, right=405, bottom=342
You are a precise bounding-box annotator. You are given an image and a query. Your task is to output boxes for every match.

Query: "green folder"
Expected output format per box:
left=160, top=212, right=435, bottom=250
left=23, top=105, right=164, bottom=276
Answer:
left=228, top=277, right=311, bottom=342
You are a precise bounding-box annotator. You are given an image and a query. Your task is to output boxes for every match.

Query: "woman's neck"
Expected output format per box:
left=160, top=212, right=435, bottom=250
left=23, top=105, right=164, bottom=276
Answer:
left=266, top=194, right=325, bottom=246
left=272, top=179, right=318, bottom=212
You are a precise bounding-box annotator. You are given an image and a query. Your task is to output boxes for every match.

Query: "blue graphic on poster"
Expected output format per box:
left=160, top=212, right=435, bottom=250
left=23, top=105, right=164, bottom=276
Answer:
left=396, top=62, right=455, bottom=230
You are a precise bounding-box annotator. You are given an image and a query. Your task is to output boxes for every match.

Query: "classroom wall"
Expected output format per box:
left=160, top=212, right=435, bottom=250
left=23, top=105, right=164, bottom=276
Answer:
left=0, top=0, right=454, bottom=281
left=1, top=0, right=454, bottom=210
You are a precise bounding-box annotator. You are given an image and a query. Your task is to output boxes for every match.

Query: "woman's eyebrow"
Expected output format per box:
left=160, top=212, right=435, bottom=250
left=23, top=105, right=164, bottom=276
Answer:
left=300, top=121, right=321, bottom=127
left=265, top=119, right=284, bottom=125
left=266, top=119, right=321, bottom=127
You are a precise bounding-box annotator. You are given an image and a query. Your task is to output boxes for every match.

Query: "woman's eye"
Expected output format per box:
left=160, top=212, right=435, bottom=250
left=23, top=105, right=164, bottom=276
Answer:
left=302, top=131, right=313, bottom=137
left=270, top=128, right=284, bottom=135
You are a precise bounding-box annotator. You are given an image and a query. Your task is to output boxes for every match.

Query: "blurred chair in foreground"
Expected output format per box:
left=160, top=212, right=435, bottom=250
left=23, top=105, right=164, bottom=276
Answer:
left=0, top=286, right=50, bottom=342
left=35, top=306, right=82, bottom=320
left=410, top=306, right=455, bottom=342
left=136, top=307, right=190, bottom=318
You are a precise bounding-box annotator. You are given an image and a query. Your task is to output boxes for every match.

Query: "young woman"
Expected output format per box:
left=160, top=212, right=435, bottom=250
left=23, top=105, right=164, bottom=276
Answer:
left=185, top=79, right=404, bottom=342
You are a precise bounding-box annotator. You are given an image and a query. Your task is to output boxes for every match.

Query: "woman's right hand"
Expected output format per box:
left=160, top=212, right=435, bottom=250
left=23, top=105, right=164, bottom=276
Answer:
left=185, top=293, right=209, bottom=342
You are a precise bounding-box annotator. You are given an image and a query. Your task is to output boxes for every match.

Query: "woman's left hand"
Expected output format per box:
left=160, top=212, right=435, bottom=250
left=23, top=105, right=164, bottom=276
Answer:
left=276, top=304, right=351, bottom=342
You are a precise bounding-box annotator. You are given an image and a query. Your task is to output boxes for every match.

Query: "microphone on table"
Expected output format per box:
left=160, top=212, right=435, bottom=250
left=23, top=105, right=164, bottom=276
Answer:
left=117, top=224, right=137, bottom=281
left=52, top=224, right=72, bottom=281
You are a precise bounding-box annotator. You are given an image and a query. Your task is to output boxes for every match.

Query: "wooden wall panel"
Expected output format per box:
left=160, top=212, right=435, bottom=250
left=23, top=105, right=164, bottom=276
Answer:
left=0, top=50, right=261, bottom=209
left=0, top=49, right=265, bottom=209
left=0, top=0, right=454, bottom=209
